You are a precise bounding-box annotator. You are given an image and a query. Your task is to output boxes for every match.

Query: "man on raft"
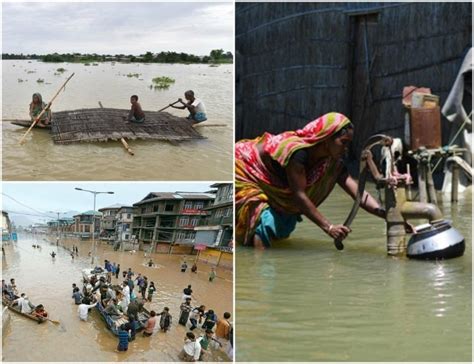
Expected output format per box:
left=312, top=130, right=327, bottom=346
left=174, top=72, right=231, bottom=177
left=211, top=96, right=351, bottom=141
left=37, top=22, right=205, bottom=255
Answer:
left=169, top=90, right=207, bottom=124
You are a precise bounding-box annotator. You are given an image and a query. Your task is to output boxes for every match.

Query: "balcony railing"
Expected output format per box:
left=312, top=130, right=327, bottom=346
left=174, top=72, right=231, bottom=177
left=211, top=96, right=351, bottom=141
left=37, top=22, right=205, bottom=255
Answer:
left=199, top=216, right=233, bottom=226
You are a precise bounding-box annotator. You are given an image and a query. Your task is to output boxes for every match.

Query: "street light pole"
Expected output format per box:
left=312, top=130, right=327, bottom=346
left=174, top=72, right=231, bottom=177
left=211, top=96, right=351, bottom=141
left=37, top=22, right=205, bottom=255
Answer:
left=74, top=188, right=114, bottom=266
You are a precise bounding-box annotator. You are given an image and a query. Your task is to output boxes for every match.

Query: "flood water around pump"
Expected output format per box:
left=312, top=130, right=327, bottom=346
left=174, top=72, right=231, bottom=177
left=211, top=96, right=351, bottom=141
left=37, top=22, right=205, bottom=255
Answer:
left=236, top=185, right=472, bottom=361
left=2, top=60, right=233, bottom=181
left=2, top=234, right=233, bottom=362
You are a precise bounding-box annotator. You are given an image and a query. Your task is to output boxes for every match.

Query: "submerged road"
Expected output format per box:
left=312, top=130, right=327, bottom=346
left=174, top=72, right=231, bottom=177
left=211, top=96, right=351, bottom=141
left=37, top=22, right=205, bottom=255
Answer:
left=2, top=234, right=233, bottom=362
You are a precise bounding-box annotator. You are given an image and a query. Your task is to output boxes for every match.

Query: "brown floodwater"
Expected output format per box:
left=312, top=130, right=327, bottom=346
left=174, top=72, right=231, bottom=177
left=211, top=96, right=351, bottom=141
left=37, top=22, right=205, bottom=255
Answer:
left=2, top=234, right=232, bottom=362
left=2, top=60, right=233, bottom=181
left=236, top=185, right=472, bottom=361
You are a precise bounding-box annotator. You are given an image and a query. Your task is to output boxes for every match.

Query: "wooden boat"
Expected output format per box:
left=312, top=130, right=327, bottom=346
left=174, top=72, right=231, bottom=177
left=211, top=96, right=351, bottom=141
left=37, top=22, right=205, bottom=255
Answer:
left=2, top=295, right=46, bottom=324
left=9, top=119, right=52, bottom=129
left=2, top=306, right=10, bottom=334
left=95, top=297, right=150, bottom=336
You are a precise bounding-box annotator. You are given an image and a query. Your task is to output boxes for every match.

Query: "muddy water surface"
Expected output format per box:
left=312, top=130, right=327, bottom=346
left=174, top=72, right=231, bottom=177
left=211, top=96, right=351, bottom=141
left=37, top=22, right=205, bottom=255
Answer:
left=2, top=234, right=232, bottom=362
left=236, top=186, right=472, bottom=361
left=2, top=60, right=233, bottom=181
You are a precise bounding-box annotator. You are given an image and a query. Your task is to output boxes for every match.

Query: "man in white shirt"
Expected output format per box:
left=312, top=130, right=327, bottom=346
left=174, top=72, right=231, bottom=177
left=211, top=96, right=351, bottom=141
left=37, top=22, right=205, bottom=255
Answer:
left=170, top=90, right=207, bottom=124
left=178, top=332, right=201, bottom=362
left=78, top=301, right=97, bottom=321
left=13, top=293, right=35, bottom=313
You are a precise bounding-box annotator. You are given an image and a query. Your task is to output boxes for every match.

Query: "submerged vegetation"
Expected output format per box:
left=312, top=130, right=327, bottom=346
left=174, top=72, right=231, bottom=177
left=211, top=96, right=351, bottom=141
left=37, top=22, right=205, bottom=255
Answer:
left=2, top=49, right=233, bottom=64
left=151, top=76, right=175, bottom=90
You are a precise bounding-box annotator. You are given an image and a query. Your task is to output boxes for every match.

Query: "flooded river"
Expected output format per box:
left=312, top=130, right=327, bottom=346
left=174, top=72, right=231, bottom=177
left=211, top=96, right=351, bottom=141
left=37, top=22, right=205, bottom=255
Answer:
left=2, top=60, right=233, bottom=181
left=236, top=186, right=472, bottom=361
left=2, top=234, right=232, bottom=361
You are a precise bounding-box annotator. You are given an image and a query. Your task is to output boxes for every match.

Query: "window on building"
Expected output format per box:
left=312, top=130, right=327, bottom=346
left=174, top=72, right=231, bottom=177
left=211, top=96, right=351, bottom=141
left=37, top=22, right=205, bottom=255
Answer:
left=124, top=234, right=130, bottom=240
left=165, top=203, right=174, bottom=212
left=184, top=201, right=193, bottom=210
left=84, top=225, right=90, bottom=233
left=177, top=231, right=186, bottom=241
left=153, top=204, right=159, bottom=212
left=195, top=202, right=204, bottom=210
left=185, top=231, right=196, bottom=240
left=141, top=207, right=146, bottom=214
left=216, top=209, right=223, bottom=218
left=191, top=218, right=198, bottom=227
left=127, top=213, right=131, bottom=219
left=224, top=207, right=232, bottom=217
left=226, top=185, right=233, bottom=200
left=179, top=217, right=189, bottom=226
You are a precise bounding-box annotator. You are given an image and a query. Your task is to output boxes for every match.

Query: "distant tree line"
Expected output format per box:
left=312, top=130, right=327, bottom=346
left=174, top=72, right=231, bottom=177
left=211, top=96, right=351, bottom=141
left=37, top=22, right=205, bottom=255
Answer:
left=2, top=49, right=233, bottom=64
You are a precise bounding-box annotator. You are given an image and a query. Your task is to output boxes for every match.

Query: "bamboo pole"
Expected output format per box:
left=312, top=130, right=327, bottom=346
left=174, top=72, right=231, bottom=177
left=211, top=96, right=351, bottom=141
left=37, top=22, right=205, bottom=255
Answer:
left=2, top=119, right=31, bottom=123
left=19, top=73, right=75, bottom=145
left=193, top=123, right=228, bottom=128
left=158, top=100, right=180, bottom=112
left=98, top=101, right=134, bottom=156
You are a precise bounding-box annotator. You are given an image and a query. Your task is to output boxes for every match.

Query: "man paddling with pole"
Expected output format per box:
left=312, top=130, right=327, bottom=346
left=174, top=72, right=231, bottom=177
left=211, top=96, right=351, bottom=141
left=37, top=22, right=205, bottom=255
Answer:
left=168, top=90, right=208, bottom=124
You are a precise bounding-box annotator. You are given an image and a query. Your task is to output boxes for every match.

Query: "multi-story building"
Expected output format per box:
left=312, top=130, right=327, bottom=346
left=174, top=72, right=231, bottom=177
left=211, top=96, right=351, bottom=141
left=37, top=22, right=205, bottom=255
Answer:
left=132, top=192, right=214, bottom=254
left=2, top=211, right=12, bottom=242
left=73, top=210, right=101, bottom=239
left=195, top=183, right=233, bottom=248
left=114, top=206, right=135, bottom=250
left=98, top=204, right=122, bottom=240
left=193, top=183, right=233, bottom=269
left=47, top=217, right=75, bottom=235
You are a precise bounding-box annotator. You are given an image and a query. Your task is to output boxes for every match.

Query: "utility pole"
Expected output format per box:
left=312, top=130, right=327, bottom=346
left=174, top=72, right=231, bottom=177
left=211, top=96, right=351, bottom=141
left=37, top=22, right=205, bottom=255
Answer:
left=74, top=188, right=114, bottom=265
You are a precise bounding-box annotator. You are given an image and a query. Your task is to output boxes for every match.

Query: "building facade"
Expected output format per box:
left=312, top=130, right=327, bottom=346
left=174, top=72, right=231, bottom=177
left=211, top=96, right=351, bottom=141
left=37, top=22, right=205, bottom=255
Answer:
left=73, top=210, right=102, bottom=238
left=132, top=192, right=214, bottom=253
left=98, top=204, right=122, bottom=240
left=114, top=206, right=135, bottom=250
left=195, top=183, right=233, bottom=248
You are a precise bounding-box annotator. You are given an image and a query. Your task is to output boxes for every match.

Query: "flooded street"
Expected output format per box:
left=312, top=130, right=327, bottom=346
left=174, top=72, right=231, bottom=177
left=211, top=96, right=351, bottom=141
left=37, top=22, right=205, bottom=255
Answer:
left=2, top=234, right=232, bottom=362
left=2, top=60, right=233, bottom=181
left=236, top=186, right=472, bottom=361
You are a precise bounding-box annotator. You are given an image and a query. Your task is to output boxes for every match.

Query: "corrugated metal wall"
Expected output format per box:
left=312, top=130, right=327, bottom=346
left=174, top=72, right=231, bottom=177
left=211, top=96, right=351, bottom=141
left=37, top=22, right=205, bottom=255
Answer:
left=236, top=2, right=472, bottom=158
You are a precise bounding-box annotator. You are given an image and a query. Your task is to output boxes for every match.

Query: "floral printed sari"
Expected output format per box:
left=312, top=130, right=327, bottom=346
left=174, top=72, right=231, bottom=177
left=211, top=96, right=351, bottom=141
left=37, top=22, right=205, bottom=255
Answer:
left=235, top=112, right=351, bottom=246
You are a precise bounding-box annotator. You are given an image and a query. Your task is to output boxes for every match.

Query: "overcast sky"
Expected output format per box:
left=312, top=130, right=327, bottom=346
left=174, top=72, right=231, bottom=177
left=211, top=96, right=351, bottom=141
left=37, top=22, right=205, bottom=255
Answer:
left=2, top=182, right=216, bottom=223
left=2, top=2, right=233, bottom=55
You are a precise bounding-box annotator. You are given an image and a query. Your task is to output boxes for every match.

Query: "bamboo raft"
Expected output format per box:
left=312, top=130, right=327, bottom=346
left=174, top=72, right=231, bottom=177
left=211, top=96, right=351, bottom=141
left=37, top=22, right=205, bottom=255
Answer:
left=7, top=108, right=206, bottom=144
left=51, top=108, right=205, bottom=144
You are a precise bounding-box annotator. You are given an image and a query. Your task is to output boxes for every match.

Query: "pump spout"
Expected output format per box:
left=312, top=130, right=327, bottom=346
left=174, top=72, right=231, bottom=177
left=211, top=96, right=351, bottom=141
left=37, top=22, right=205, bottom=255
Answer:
left=401, top=201, right=443, bottom=222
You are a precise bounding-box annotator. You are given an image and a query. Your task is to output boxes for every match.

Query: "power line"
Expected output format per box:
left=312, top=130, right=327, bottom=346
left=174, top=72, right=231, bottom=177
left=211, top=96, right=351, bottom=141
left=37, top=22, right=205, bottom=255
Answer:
left=1, top=193, right=55, bottom=218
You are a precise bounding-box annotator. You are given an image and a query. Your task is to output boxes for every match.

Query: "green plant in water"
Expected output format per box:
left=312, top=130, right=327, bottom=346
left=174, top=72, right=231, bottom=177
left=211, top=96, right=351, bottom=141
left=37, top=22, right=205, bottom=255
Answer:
left=126, top=73, right=140, bottom=78
left=152, top=76, right=175, bottom=84
left=151, top=76, right=175, bottom=89
left=84, top=63, right=91, bottom=66
left=36, top=78, right=44, bottom=83
left=56, top=67, right=66, bottom=73
left=153, top=84, right=170, bottom=90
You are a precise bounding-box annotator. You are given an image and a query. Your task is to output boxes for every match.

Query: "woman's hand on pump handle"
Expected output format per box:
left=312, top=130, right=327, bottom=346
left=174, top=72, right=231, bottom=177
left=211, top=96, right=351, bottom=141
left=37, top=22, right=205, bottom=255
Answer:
left=324, top=224, right=351, bottom=240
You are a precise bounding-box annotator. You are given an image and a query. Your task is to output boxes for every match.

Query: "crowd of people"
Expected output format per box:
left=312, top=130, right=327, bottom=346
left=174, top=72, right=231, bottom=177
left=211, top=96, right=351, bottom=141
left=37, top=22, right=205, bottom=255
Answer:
left=70, top=259, right=232, bottom=361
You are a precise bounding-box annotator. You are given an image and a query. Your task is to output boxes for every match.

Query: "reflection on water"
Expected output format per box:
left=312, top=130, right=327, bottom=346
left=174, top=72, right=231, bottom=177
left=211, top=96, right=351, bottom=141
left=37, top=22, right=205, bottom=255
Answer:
left=236, top=186, right=472, bottom=361
left=2, top=235, right=232, bottom=361
left=2, top=60, right=232, bottom=180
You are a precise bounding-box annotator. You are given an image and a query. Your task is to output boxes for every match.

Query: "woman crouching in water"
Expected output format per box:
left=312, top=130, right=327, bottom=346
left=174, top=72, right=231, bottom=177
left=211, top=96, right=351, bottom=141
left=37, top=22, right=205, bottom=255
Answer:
left=235, top=112, right=386, bottom=249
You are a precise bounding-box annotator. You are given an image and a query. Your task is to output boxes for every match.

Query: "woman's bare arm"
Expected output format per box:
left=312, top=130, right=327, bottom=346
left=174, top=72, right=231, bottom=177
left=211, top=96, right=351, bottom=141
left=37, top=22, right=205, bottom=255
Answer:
left=337, top=170, right=386, bottom=218
left=286, top=160, right=351, bottom=240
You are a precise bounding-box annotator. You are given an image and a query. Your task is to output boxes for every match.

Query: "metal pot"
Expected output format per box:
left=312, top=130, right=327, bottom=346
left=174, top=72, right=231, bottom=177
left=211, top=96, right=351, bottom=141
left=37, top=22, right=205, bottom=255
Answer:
left=407, top=220, right=465, bottom=260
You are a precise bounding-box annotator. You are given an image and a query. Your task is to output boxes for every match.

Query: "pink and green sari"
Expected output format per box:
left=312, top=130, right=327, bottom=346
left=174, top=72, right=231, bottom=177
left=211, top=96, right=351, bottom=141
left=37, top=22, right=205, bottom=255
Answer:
left=235, top=112, right=351, bottom=246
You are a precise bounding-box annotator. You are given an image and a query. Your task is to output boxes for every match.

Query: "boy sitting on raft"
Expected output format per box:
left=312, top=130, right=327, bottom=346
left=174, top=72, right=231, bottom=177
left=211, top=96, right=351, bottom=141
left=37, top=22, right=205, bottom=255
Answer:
left=169, top=90, right=207, bottom=124
left=128, top=95, right=145, bottom=123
